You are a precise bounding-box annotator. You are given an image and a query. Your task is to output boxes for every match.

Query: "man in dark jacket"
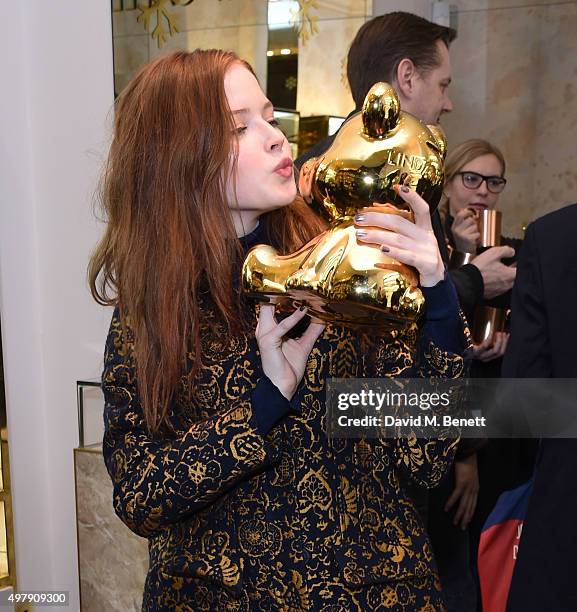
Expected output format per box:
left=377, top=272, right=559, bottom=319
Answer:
left=503, top=203, right=577, bottom=612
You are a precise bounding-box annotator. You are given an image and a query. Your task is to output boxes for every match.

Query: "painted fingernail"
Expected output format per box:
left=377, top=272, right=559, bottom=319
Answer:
left=354, top=214, right=366, bottom=222
left=381, top=245, right=390, bottom=253
left=299, top=305, right=306, bottom=311
left=401, top=185, right=410, bottom=193
left=356, top=230, right=367, bottom=238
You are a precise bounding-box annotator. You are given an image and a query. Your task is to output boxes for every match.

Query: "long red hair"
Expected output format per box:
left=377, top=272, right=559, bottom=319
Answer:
left=89, top=49, right=324, bottom=433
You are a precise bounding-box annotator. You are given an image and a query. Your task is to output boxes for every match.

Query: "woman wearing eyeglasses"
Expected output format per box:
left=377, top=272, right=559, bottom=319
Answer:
left=443, top=148, right=507, bottom=254
left=440, top=139, right=519, bottom=363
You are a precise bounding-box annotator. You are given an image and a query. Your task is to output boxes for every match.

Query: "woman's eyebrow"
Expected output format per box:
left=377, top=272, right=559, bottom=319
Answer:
left=232, top=101, right=273, bottom=116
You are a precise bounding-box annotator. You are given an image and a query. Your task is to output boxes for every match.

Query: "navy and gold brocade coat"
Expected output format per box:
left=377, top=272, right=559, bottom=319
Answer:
left=102, top=226, right=469, bottom=612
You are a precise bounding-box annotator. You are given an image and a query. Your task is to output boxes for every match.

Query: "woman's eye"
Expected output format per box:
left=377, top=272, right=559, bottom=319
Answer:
left=233, top=126, right=247, bottom=135
left=268, top=118, right=280, bottom=128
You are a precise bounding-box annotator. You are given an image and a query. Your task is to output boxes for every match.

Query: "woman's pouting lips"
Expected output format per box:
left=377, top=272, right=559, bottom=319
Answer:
left=274, top=157, right=293, bottom=178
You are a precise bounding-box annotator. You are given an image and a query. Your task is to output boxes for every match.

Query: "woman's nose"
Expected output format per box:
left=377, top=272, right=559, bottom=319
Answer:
left=267, top=126, right=284, bottom=152
left=477, top=180, right=489, bottom=195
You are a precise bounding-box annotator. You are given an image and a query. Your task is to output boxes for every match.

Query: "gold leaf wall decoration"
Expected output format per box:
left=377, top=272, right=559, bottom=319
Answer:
left=290, top=0, right=319, bottom=45
left=136, top=0, right=193, bottom=48
left=115, top=0, right=318, bottom=50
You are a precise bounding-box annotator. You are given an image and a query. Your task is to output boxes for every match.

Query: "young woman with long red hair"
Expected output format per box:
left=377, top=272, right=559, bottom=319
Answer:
left=90, top=49, right=468, bottom=611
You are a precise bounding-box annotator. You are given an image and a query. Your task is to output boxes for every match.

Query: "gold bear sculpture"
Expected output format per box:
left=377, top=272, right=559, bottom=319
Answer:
left=242, top=82, right=447, bottom=330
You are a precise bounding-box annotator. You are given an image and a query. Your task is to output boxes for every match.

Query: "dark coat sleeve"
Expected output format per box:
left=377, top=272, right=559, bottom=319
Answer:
left=502, top=223, right=551, bottom=377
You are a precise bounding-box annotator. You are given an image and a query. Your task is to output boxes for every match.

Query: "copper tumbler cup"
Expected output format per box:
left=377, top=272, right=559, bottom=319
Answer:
left=472, top=305, right=509, bottom=345
left=473, top=209, right=502, bottom=247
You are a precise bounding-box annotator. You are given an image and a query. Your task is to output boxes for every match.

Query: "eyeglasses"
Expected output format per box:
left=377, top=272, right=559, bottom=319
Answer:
left=456, top=171, right=507, bottom=194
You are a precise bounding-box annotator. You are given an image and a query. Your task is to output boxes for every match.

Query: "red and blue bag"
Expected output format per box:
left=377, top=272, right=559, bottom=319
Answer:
left=477, top=479, right=533, bottom=612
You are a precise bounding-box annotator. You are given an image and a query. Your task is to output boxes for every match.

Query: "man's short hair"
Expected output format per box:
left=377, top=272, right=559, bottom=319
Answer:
left=347, top=12, right=457, bottom=109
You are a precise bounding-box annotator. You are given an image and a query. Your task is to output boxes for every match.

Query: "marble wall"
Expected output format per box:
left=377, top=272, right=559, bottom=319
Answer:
left=112, top=0, right=268, bottom=94
left=296, top=1, right=371, bottom=117
left=75, top=446, right=147, bottom=611
left=443, top=0, right=577, bottom=236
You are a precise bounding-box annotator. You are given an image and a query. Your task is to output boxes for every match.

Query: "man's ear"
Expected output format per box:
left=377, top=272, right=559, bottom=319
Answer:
left=394, top=58, right=417, bottom=98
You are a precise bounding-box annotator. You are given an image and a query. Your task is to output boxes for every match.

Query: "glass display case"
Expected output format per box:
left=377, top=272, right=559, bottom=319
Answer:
left=0, top=328, right=15, bottom=589
left=0, top=439, right=15, bottom=589
left=298, top=114, right=345, bottom=156
left=76, top=380, right=104, bottom=448
left=274, top=108, right=300, bottom=159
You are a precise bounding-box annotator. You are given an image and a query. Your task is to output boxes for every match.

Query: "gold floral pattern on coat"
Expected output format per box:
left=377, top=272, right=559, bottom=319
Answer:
left=102, top=294, right=469, bottom=610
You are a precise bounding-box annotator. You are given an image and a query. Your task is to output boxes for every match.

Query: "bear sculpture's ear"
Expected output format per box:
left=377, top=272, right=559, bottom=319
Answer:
left=426, top=124, right=448, bottom=160
left=361, top=82, right=400, bottom=138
